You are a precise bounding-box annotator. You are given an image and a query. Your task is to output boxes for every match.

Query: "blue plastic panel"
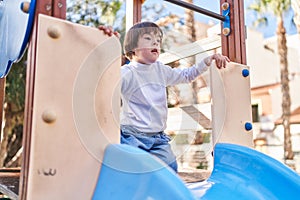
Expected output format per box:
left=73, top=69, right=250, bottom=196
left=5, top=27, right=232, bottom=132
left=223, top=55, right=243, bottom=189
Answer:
left=200, top=143, right=300, bottom=199
left=92, top=144, right=197, bottom=200
left=0, top=0, right=36, bottom=77
left=93, top=143, right=300, bottom=200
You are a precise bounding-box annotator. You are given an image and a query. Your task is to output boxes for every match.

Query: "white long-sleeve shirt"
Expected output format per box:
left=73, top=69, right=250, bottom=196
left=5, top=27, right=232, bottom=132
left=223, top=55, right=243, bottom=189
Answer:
left=120, top=60, right=209, bottom=133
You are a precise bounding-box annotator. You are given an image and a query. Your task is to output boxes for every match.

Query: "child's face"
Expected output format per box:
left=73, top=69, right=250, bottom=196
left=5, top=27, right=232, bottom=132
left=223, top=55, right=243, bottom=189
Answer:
left=132, top=32, right=161, bottom=64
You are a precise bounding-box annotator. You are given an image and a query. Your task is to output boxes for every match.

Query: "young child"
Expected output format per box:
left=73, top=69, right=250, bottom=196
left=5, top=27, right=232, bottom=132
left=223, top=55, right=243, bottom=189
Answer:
left=100, top=22, right=229, bottom=172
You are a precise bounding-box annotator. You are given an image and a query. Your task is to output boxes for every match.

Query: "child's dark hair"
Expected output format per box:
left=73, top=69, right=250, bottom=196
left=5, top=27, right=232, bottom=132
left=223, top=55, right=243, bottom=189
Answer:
left=123, top=22, right=163, bottom=60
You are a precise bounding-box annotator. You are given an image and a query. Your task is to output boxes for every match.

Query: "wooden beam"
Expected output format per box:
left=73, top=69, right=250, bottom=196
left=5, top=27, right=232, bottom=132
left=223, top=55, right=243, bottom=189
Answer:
left=53, top=0, right=67, bottom=19
left=220, top=0, right=247, bottom=65
left=0, top=168, right=20, bottom=199
left=126, top=0, right=143, bottom=30
left=133, top=0, right=142, bottom=23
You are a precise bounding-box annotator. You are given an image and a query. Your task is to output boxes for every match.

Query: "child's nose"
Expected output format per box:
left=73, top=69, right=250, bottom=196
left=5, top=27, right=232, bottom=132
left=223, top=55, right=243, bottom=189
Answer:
left=152, top=40, right=158, bottom=46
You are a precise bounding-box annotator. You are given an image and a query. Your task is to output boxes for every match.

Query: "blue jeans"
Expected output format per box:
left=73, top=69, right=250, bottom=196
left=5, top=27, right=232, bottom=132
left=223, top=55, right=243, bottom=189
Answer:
left=120, top=125, right=178, bottom=172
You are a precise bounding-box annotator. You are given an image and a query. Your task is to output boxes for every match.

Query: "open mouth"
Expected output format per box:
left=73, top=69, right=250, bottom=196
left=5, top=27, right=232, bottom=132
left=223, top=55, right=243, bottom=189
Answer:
left=151, top=48, right=159, bottom=53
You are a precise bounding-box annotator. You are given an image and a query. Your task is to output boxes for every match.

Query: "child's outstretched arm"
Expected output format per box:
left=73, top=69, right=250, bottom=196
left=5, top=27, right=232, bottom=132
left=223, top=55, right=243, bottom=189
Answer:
left=204, top=53, right=230, bottom=69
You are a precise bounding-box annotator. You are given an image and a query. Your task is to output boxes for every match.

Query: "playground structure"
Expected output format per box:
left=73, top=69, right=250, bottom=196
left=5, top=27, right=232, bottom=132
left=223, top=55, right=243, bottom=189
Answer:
left=0, top=0, right=300, bottom=199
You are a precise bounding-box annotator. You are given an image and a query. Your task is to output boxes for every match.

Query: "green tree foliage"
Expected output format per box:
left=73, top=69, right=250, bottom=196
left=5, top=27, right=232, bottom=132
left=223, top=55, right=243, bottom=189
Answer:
left=66, top=0, right=123, bottom=27
left=5, top=57, right=26, bottom=112
left=0, top=54, right=26, bottom=167
left=66, top=0, right=125, bottom=50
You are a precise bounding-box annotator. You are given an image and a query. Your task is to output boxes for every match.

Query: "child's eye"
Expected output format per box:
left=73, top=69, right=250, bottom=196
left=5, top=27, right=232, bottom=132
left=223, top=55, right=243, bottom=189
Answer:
left=144, top=37, right=151, bottom=40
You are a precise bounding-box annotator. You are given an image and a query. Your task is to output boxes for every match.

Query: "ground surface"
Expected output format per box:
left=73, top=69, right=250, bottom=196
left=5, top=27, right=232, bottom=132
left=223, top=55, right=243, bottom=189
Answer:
left=0, top=168, right=211, bottom=199
left=178, top=170, right=211, bottom=183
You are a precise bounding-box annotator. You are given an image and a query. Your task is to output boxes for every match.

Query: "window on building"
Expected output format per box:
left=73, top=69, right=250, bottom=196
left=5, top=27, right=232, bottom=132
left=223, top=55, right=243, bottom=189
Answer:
left=252, top=104, right=259, bottom=123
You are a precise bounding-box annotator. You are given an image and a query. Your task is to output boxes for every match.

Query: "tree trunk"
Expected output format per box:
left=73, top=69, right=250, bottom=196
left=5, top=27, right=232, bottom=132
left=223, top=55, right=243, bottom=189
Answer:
left=184, top=0, right=198, bottom=104
left=0, top=104, right=12, bottom=166
left=184, top=0, right=196, bottom=42
left=0, top=103, right=24, bottom=167
left=276, top=17, right=294, bottom=161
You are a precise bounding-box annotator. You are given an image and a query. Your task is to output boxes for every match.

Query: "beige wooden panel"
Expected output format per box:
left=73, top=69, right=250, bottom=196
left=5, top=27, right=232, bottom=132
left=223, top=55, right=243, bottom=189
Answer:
left=210, top=62, right=253, bottom=147
left=25, top=14, right=121, bottom=199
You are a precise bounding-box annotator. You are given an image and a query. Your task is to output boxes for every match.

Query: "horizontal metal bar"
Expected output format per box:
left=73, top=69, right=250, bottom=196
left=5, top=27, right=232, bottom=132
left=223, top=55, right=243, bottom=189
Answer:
left=164, top=0, right=225, bottom=21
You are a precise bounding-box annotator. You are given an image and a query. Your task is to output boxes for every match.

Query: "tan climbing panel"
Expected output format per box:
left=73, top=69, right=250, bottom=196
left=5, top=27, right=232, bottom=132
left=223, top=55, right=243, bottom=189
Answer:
left=21, top=14, right=121, bottom=199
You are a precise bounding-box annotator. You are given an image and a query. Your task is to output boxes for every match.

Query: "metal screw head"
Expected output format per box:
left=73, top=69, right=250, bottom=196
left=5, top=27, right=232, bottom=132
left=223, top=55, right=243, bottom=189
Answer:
left=222, top=27, right=230, bottom=36
left=57, top=2, right=63, bottom=8
left=222, top=2, right=229, bottom=11
left=45, top=4, right=51, bottom=11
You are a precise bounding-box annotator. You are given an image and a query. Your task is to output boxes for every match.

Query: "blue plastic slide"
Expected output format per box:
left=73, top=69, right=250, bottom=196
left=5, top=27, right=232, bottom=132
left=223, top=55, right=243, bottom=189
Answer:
left=92, top=144, right=197, bottom=200
left=190, top=143, right=300, bottom=199
left=93, top=143, right=300, bottom=199
left=0, top=0, right=36, bottom=77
